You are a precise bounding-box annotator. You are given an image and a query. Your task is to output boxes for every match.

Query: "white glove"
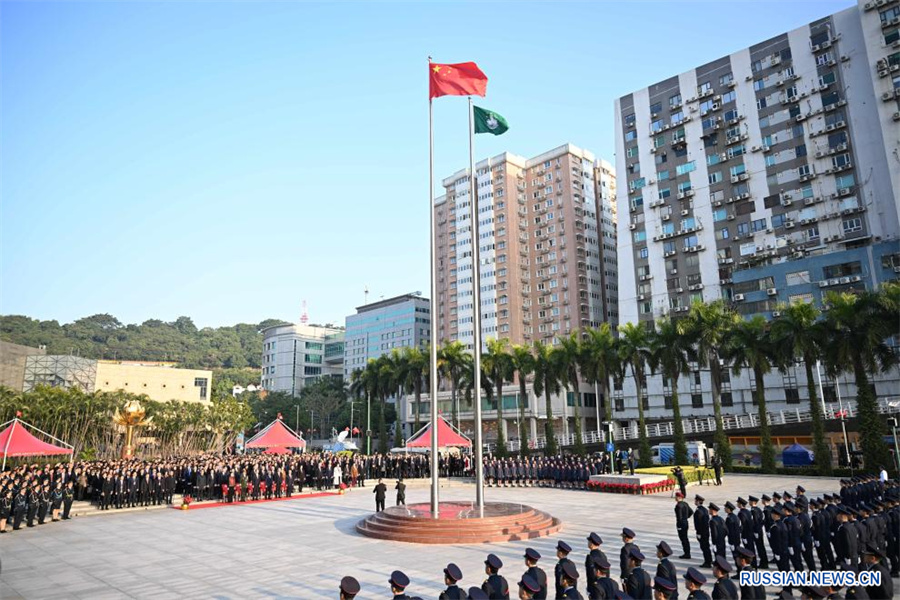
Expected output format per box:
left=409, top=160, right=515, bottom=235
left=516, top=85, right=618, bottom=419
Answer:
left=789, top=547, right=794, bottom=556
left=801, top=544, right=806, bottom=552
left=814, top=541, right=820, bottom=548
left=696, top=535, right=701, bottom=541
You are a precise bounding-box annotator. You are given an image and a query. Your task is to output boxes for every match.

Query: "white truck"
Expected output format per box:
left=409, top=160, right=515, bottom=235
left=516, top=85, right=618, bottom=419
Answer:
left=651, top=441, right=714, bottom=466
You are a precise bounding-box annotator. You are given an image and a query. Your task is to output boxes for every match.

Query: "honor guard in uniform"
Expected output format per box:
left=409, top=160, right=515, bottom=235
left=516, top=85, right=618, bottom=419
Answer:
left=468, top=587, right=490, bottom=600
left=624, top=548, right=651, bottom=600
left=653, top=577, right=678, bottom=600
left=523, top=548, right=548, bottom=600
left=674, top=493, right=693, bottom=559
left=736, top=498, right=753, bottom=555
left=339, top=576, right=360, bottom=600
left=769, top=506, right=791, bottom=572
left=747, top=496, right=768, bottom=569
left=708, top=503, right=727, bottom=560
left=395, top=478, right=406, bottom=506
left=555, top=541, right=576, bottom=600
left=619, top=528, right=638, bottom=581
left=441, top=563, right=465, bottom=600
left=723, top=502, right=741, bottom=567
left=734, top=548, right=763, bottom=600
left=655, top=542, right=678, bottom=600
left=559, top=562, right=583, bottom=600
left=683, top=568, right=710, bottom=600
left=50, top=481, right=63, bottom=521
left=483, top=554, right=510, bottom=600
left=693, top=495, right=712, bottom=567
left=588, top=556, right=619, bottom=600
left=389, top=570, right=411, bottom=600
left=586, top=533, right=607, bottom=593
left=710, top=556, right=737, bottom=600
left=519, top=575, right=542, bottom=600
left=861, top=545, right=892, bottom=600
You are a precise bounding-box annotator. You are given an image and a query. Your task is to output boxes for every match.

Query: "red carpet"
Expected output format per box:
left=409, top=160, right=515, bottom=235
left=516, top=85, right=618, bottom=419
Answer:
left=172, top=490, right=340, bottom=510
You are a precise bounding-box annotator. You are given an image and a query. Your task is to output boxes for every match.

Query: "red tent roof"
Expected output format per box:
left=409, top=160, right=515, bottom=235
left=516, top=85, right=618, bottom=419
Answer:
left=405, top=415, right=472, bottom=448
left=263, top=446, right=291, bottom=455
left=0, top=419, right=74, bottom=458
left=245, top=418, right=307, bottom=449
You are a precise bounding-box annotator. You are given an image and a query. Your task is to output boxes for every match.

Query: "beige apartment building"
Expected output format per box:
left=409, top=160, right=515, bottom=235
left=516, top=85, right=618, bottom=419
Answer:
left=434, top=143, right=618, bottom=349
left=418, top=143, right=618, bottom=444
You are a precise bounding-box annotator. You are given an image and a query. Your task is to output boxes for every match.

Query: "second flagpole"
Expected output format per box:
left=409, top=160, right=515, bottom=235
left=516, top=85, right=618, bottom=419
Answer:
left=428, top=57, right=440, bottom=518
left=468, top=96, right=485, bottom=512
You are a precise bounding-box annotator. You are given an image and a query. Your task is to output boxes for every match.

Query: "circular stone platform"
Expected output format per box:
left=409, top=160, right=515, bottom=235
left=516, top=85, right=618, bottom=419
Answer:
left=355, top=501, right=562, bottom=544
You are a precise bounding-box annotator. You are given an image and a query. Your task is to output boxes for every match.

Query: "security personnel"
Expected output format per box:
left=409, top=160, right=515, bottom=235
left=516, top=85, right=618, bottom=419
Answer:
left=441, top=563, right=465, bottom=600
left=734, top=548, right=763, bottom=600
left=586, top=533, right=607, bottom=592
left=653, top=577, right=678, bottom=600
left=674, top=493, right=693, bottom=559
left=374, top=478, right=387, bottom=512
left=624, top=548, right=651, bottom=600
left=559, top=562, right=582, bottom=600
left=339, top=575, right=360, bottom=600
left=783, top=501, right=804, bottom=571
left=588, top=556, right=619, bottom=600
left=796, top=502, right=816, bottom=571
left=693, top=495, right=712, bottom=567
left=795, top=485, right=809, bottom=513
left=519, top=575, right=542, bottom=600
left=483, top=553, right=510, bottom=600
left=556, top=541, right=576, bottom=599
left=769, top=506, right=791, bottom=572
left=736, top=498, right=753, bottom=553
left=523, top=548, right=548, bottom=600
left=708, top=503, right=727, bottom=560
left=62, top=480, right=75, bottom=520
left=723, top=501, right=741, bottom=566
left=619, top=528, right=638, bottom=581
left=12, top=487, right=27, bottom=530
left=710, top=556, right=737, bottom=600
left=683, top=568, right=710, bottom=600
left=655, top=542, right=678, bottom=600
left=389, top=570, right=411, bottom=600
left=395, top=478, right=406, bottom=506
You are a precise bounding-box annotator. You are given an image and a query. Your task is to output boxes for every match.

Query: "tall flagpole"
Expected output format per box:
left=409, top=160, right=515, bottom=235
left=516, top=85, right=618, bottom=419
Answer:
left=428, top=57, right=440, bottom=517
left=468, top=97, right=485, bottom=511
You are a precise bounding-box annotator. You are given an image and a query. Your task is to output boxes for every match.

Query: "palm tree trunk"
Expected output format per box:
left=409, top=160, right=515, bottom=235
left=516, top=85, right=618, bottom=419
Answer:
left=544, top=382, right=557, bottom=456
left=413, top=379, right=421, bottom=431
left=853, top=356, right=890, bottom=470
left=635, top=368, right=651, bottom=468
left=518, top=374, right=529, bottom=457
left=709, top=357, right=732, bottom=468
left=495, top=379, right=507, bottom=457
left=451, top=378, right=459, bottom=430
left=670, top=374, right=688, bottom=466
left=755, top=367, right=775, bottom=473
left=804, top=355, right=831, bottom=475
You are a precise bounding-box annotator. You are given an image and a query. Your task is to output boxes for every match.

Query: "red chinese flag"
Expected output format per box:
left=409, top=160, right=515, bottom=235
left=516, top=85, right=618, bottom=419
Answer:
left=429, top=62, right=488, bottom=99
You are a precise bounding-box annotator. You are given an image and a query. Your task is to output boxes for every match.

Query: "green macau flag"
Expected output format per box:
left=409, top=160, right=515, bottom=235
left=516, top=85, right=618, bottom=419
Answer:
left=473, top=106, right=509, bottom=135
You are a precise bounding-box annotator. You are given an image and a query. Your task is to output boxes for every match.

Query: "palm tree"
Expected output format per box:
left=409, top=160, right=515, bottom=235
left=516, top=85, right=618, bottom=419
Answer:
left=683, top=300, right=739, bottom=468
left=349, top=365, right=376, bottom=454
left=651, top=317, right=694, bottom=466
left=724, top=315, right=777, bottom=472
left=579, top=323, right=621, bottom=439
left=557, top=332, right=586, bottom=456
left=437, top=341, right=467, bottom=429
left=770, top=302, right=831, bottom=475
left=483, top=338, right=514, bottom=457
left=397, top=346, right=428, bottom=432
left=374, top=354, right=397, bottom=453
left=532, top=340, right=561, bottom=456
left=822, top=287, right=898, bottom=470
left=510, top=343, right=535, bottom=456
left=618, top=322, right=653, bottom=467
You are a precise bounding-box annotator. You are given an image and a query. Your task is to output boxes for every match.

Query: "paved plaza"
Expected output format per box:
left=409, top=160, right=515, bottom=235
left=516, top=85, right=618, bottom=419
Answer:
left=0, top=474, right=861, bottom=599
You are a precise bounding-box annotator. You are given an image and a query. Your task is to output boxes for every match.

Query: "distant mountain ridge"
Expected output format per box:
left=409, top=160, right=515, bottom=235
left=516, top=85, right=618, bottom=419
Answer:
left=0, top=313, right=289, bottom=369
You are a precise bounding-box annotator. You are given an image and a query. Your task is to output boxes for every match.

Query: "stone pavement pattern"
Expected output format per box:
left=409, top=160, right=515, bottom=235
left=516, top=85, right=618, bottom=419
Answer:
left=0, top=474, right=856, bottom=599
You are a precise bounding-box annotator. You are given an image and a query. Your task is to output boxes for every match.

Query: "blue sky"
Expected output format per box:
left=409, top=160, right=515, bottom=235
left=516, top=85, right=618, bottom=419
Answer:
left=0, top=0, right=853, bottom=328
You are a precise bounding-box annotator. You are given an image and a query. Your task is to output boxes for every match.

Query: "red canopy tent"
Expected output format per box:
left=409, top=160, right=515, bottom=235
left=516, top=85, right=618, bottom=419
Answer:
left=405, top=415, right=472, bottom=449
left=245, top=418, right=307, bottom=452
left=1, top=417, right=74, bottom=470
left=263, top=446, right=291, bottom=455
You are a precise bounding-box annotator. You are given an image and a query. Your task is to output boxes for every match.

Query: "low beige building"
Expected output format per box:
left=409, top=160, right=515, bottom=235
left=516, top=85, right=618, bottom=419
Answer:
left=21, top=355, right=212, bottom=404
left=0, top=341, right=46, bottom=391
left=95, top=361, right=212, bottom=404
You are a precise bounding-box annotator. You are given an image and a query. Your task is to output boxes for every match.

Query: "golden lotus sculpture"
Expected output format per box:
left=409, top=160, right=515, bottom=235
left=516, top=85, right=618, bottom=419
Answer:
left=113, top=399, right=153, bottom=459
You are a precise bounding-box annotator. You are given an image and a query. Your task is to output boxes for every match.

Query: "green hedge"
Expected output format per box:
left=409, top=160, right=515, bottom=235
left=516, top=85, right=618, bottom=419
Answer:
left=727, top=465, right=859, bottom=477
left=636, top=466, right=714, bottom=484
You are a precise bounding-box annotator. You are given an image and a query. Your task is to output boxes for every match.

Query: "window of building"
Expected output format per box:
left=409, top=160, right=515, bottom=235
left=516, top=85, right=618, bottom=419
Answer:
left=194, top=377, right=208, bottom=399
left=691, top=394, right=703, bottom=408
left=785, top=388, right=800, bottom=404
left=721, top=392, right=733, bottom=407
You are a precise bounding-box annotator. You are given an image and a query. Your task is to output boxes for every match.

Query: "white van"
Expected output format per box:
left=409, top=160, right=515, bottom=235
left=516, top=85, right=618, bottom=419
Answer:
left=651, top=441, right=714, bottom=466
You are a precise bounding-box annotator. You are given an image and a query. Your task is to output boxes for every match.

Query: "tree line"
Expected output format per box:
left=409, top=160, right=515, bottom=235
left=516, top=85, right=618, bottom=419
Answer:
left=0, top=313, right=289, bottom=369
left=347, top=284, right=899, bottom=474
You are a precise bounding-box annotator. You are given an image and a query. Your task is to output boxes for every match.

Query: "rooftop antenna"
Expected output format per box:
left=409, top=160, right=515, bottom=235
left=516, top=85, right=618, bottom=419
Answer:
left=364, top=286, right=369, bottom=305
left=300, top=300, right=309, bottom=325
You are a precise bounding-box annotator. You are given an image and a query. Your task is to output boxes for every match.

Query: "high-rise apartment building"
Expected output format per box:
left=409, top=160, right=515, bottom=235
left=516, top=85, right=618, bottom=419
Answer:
left=616, top=0, right=899, bottom=326
left=609, top=0, right=900, bottom=436
left=260, top=323, right=344, bottom=396
left=343, top=292, right=431, bottom=377
left=434, top=143, right=618, bottom=350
